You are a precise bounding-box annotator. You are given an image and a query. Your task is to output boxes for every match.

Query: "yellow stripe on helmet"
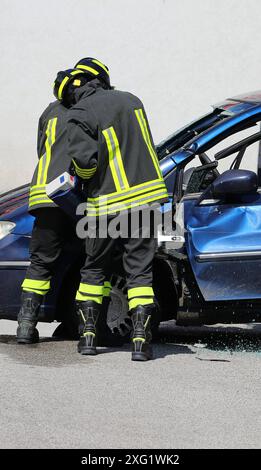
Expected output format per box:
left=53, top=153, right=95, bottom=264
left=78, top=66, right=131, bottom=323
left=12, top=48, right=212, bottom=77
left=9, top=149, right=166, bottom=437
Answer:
left=75, top=64, right=99, bottom=75
left=70, top=70, right=83, bottom=76
left=92, top=59, right=109, bottom=75
left=57, top=70, right=83, bottom=100
left=58, top=76, right=70, bottom=100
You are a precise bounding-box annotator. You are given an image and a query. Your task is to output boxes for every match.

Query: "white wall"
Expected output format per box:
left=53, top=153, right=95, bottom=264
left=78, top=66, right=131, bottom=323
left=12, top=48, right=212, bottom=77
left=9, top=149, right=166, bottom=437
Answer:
left=1, top=0, right=261, bottom=192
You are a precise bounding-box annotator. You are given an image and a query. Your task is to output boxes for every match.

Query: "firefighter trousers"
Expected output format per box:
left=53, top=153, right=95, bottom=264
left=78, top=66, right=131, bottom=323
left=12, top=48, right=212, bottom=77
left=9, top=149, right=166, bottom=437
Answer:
left=22, top=208, right=77, bottom=296
left=76, top=212, right=157, bottom=310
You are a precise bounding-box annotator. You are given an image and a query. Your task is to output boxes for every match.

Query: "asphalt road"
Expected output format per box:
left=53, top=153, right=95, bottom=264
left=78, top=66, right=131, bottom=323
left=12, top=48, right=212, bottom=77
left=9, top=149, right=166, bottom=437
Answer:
left=0, top=319, right=260, bottom=449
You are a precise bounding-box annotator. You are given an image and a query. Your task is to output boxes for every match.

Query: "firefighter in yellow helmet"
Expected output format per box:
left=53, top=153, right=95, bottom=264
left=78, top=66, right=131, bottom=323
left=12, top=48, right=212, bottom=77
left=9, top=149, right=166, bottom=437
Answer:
left=67, top=58, right=169, bottom=361
left=17, top=66, right=123, bottom=348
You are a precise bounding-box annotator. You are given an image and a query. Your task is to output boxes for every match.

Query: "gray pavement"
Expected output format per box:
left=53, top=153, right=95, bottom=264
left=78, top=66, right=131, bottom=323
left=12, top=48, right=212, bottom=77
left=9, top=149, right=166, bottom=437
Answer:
left=0, top=319, right=260, bottom=449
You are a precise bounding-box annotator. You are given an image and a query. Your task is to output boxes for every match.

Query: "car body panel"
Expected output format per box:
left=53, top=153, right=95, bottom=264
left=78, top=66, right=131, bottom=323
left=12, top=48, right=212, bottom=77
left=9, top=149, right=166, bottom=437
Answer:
left=184, top=194, right=261, bottom=301
left=0, top=186, right=84, bottom=321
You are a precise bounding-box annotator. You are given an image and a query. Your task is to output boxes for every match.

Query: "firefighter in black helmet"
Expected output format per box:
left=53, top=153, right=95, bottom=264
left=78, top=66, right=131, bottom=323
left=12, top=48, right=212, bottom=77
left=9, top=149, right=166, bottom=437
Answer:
left=16, top=66, right=122, bottom=347
left=75, top=57, right=111, bottom=89
left=67, top=57, right=169, bottom=361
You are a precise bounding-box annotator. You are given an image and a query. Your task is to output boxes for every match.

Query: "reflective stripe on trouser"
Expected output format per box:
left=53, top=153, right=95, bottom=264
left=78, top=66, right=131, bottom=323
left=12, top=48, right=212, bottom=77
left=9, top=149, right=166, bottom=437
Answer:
left=23, top=208, right=75, bottom=294
left=29, top=117, right=57, bottom=209
left=22, top=278, right=51, bottom=296
left=128, top=286, right=154, bottom=310
left=79, top=214, right=157, bottom=308
left=103, top=281, right=112, bottom=298
left=76, top=283, right=104, bottom=304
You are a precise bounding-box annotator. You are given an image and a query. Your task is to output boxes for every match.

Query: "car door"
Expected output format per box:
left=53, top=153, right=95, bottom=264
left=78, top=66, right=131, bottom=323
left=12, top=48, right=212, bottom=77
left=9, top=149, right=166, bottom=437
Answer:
left=183, top=135, right=261, bottom=302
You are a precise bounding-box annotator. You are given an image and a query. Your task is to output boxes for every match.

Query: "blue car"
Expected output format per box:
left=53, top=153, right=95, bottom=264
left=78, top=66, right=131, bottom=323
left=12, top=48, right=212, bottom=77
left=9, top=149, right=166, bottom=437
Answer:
left=1, top=90, right=261, bottom=336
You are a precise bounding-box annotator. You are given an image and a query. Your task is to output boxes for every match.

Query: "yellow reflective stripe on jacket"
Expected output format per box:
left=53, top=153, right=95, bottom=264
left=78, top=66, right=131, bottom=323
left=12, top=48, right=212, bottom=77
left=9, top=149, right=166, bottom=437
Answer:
left=30, top=183, right=46, bottom=191
left=87, top=187, right=167, bottom=211
left=29, top=200, right=53, bottom=208
left=72, top=159, right=97, bottom=180
left=87, top=179, right=166, bottom=208
left=86, top=190, right=168, bottom=216
left=135, top=108, right=162, bottom=179
left=75, top=168, right=97, bottom=179
left=43, top=117, right=57, bottom=183
left=102, top=127, right=129, bottom=192
left=29, top=193, right=52, bottom=201
left=36, top=118, right=57, bottom=185
left=137, top=108, right=162, bottom=178
left=86, top=184, right=168, bottom=215
left=87, top=178, right=161, bottom=202
left=30, top=192, right=47, bottom=198
left=37, top=153, right=44, bottom=186
left=29, top=197, right=53, bottom=207
left=29, top=184, right=53, bottom=207
left=29, top=184, right=46, bottom=195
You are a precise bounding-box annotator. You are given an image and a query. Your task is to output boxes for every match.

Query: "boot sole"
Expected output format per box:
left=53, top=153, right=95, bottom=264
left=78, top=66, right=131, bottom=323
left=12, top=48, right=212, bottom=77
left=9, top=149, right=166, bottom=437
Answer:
left=132, top=352, right=152, bottom=361
left=17, top=338, right=39, bottom=345
left=78, top=347, right=97, bottom=356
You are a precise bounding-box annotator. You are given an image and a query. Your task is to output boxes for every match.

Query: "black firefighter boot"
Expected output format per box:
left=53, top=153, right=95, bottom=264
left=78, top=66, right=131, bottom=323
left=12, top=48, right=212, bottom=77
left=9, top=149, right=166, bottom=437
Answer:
left=130, top=304, right=154, bottom=361
left=97, top=297, right=125, bottom=347
left=77, top=300, right=101, bottom=355
left=16, top=291, right=43, bottom=344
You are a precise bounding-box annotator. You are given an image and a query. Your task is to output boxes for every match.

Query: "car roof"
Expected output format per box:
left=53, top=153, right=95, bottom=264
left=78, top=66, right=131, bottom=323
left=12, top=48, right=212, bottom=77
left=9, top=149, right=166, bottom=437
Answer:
left=187, top=102, right=261, bottom=154
left=230, top=90, right=261, bottom=103
left=214, top=90, right=261, bottom=115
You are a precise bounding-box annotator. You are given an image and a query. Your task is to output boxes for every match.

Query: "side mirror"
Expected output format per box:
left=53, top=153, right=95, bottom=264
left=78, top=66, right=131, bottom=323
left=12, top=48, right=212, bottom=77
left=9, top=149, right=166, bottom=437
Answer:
left=212, top=169, right=258, bottom=198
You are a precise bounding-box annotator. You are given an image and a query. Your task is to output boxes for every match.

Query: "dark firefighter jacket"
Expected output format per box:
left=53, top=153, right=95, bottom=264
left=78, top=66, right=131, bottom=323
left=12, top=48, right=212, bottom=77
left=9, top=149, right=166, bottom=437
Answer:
left=66, top=80, right=169, bottom=217
left=28, top=101, right=71, bottom=212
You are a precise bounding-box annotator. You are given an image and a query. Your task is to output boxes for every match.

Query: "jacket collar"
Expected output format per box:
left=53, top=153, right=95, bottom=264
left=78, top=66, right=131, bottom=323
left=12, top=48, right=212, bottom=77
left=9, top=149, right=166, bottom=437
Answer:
left=74, top=79, right=103, bottom=103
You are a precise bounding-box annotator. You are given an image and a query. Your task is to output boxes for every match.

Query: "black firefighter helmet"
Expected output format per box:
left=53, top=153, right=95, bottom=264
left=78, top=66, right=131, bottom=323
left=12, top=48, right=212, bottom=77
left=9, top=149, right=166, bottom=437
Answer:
left=74, top=57, right=110, bottom=89
left=53, top=68, right=88, bottom=102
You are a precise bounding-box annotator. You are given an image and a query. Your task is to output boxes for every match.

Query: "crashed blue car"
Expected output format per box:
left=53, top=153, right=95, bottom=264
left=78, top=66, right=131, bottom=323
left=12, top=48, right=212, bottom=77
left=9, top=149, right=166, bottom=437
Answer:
left=1, top=90, right=261, bottom=336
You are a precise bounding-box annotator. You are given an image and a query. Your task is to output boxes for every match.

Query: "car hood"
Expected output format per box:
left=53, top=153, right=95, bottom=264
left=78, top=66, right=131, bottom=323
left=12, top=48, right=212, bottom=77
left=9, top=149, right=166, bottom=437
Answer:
left=0, top=184, right=29, bottom=218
